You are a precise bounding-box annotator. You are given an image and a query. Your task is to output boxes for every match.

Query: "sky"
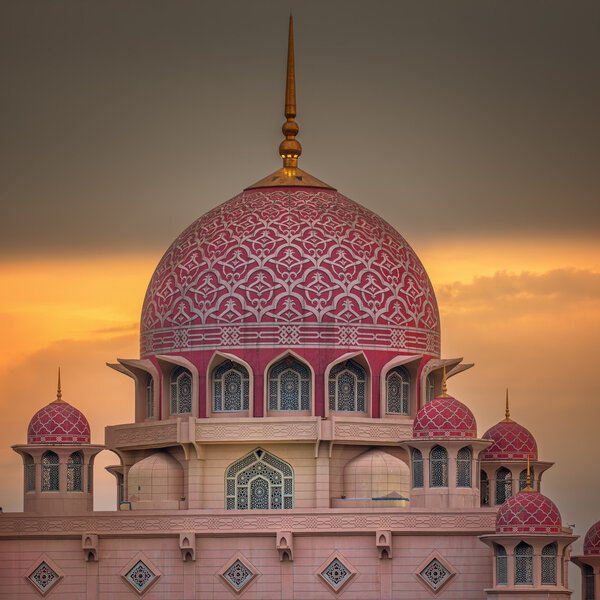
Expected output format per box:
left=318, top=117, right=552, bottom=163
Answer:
left=0, top=0, right=599, bottom=590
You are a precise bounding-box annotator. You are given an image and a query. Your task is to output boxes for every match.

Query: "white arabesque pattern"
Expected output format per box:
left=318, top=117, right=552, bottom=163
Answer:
left=141, top=188, right=439, bottom=355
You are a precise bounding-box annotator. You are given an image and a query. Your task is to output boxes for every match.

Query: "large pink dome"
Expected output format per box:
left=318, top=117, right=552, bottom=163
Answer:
left=480, top=420, right=538, bottom=461
left=496, top=491, right=562, bottom=534
left=27, top=401, right=90, bottom=444
left=141, top=187, right=440, bottom=357
left=412, top=395, right=477, bottom=439
left=584, top=521, right=600, bottom=555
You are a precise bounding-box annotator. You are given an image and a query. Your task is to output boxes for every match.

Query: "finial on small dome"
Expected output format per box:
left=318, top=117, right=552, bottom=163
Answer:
left=440, top=362, right=449, bottom=397
left=279, top=14, right=302, bottom=169
left=502, top=388, right=513, bottom=422
left=522, top=456, right=534, bottom=493
left=54, top=367, right=65, bottom=403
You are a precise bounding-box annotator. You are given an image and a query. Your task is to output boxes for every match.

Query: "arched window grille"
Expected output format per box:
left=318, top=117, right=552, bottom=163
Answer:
left=430, top=445, right=448, bottom=487
left=584, top=564, right=595, bottom=600
left=456, top=447, right=472, bottom=487
left=25, top=454, right=35, bottom=492
left=146, top=376, right=154, bottom=418
left=496, top=545, right=508, bottom=585
left=480, top=471, right=490, bottom=506
left=426, top=372, right=435, bottom=403
left=225, top=448, right=293, bottom=510
left=386, top=366, right=410, bottom=414
left=87, top=462, right=93, bottom=493
left=170, top=366, right=193, bottom=415
left=328, top=359, right=367, bottom=412
left=541, top=543, right=557, bottom=585
left=268, top=357, right=310, bottom=411
left=67, top=452, right=83, bottom=492
left=41, top=451, right=59, bottom=492
left=412, top=448, right=424, bottom=488
left=495, top=467, right=512, bottom=505
left=515, top=542, right=533, bottom=585
left=214, top=360, right=250, bottom=412
left=519, top=467, right=535, bottom=491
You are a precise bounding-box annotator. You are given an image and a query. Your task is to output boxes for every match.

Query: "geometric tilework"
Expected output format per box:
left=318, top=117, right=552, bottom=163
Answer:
left=223, top=560, right=253, bottom=591
left=219, top=553, right=259, bottom=594
left=27, top=401, right=90, bottom=444
left=584, top=520, right=600, bottom=555
left=321, top=558, right=352, bottom=590
left=28, top=562, right=59, bottom=593
left=480, top=420, right=537, bottom=461
left=140, top=188, right=440, bottom=356
left=496, top=491, right=562, bottom=533
left=419, top=558, right=451, bottom=590
left=125, top=560, right=156, bottom=592
left=413, top=396, right=477, bottom=438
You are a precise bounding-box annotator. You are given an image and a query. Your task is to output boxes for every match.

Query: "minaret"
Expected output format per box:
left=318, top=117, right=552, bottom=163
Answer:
left=12, top=370, right=103, bottom=514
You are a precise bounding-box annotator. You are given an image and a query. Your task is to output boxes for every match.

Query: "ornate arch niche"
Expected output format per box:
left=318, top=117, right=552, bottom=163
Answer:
left=225, top=448, right=293, bottom=510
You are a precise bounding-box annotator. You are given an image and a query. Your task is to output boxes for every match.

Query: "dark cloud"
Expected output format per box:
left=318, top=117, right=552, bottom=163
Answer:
left=0, top=1, right=599, bottom=256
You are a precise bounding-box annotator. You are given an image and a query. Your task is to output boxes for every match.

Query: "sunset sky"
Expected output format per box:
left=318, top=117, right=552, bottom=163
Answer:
left=1, top=1, right=599, bottom=589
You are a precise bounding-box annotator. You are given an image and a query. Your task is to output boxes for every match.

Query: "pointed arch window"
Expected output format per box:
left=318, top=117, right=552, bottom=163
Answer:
left=495, top=467, right=512, bottom=505
left=426, top=372, right=435, bottom=403
left=519, top=467, right=535, bottom=491
left=456, top=447, right=472, bottom=487
left=170, top=366, right=192, bottom=415
left=430, top=445, right=448, bottom=487
left=146, top=376, right=154, bottom=418
left=214, top=360, right=250, bottom=412
left=25, top=454, right=35, bottom=492
left=541, top=543, right=557, bottom=585
left=67, top=451, right=83, bottom=492
left=515, top=542, right=533, bottom=585
left=584, top=565, right=594, bottom=600
left=480, top=471, right=490, bottom=506
left=268, top=357, right=310, bottom=411
left=386, top=366, right=410, bottom=414
left=41, top=451, right=59, bottom=492
left=412, top=448, right=424, bottom=488
left=328, top=359, right=367, bottom=412
left=225, top=448, right=293, bottom=510
left=496, top=545, right=507, bottom=585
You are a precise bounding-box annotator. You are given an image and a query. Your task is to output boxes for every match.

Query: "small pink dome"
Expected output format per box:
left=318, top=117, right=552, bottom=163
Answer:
left=413, top=395, right=477, bottom=439
left=27, top=401, right=90, bottom=444
left=480, top=420, right=538, bottom=461
left=496, top=491, right=562, bottom=534
left=584, top=521, right=600, bottom=555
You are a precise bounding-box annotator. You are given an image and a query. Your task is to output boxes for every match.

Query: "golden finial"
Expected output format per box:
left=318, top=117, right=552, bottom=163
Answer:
left=279, top=15, right=302, bottom=169
left=53, top=367, right=65, bottom=403
left=523, top=456, right=534, bottom=492
left=440, top=362, right=449, bottom=397
left=502, top=388, right=513, bottom=422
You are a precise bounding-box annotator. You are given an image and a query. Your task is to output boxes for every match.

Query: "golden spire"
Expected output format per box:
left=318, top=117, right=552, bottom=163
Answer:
left=279, top=15, right=302, bottom=168
left=502, top=388, right=513, bottom=422
left=244, top=17, right=334, bottom=191
left=522, top=456, right=534, bottom=492
left=440, top=362, right=450, bottom=397
left=53, top=367, right=65, bottom=403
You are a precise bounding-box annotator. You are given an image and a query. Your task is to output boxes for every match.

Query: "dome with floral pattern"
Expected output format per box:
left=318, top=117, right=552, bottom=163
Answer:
left=496, top=491, right=562, bottom=534
left=584, top=520, right=600, bottom=555
left=480, top=419, right=538, bottom=461
left=27, top=400, right=90, bottom=445
left=412, top=394, right=477, bottom=439
left=140, top=188, right=440, bottom=360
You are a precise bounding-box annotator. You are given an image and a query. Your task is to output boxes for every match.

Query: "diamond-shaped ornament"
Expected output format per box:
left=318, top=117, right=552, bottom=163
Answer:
left=126, top=560, right=156, bottom=592
left=219, top=554, right=259, bottom=594
left=321, top=558, right=352, bottom=590
left=29, top=562, right=59, bottom=593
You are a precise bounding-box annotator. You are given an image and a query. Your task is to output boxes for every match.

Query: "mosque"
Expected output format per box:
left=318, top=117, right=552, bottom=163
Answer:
left=1, top=16, right=599, bottom=600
